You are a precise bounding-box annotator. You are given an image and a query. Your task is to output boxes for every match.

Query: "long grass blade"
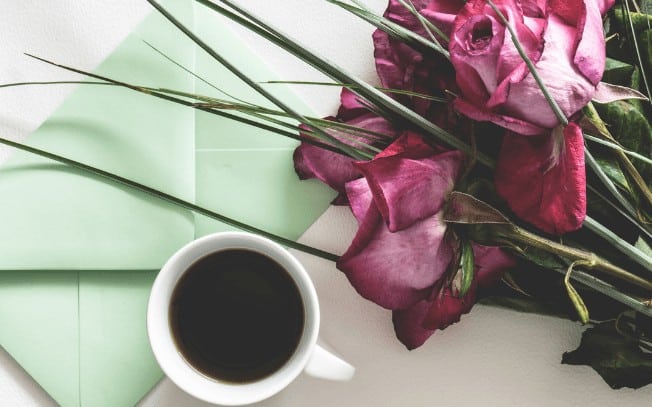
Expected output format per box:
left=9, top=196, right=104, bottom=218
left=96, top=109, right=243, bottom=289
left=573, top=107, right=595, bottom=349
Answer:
left=326, top=0, right=449, bottom=59
left=21, top=55, right=353, bottom=157
left=0, top=136, right=339, bottom=262
left=142, top=39, right=252, bottom=106
left=194, top=0, right=493, bottom=166
left=264, top=80, right=446, bottom=102
left=146, top=0, right=368, bottom=160
left=584, top=133, right=652, bottom=166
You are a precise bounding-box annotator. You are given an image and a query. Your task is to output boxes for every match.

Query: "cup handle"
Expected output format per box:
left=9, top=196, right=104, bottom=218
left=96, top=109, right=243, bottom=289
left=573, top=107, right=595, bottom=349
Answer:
left=304, top=343, right=355, bottom=381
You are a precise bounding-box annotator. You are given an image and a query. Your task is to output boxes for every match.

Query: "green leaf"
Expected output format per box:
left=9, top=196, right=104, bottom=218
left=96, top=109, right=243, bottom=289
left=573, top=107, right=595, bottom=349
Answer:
left=636, top=236, right=652, bottom=258
left=455, top=240, right=475, bottom=298
left=602, top=58, right=636, bottom=86
left=593, top=100, right=652, bottom=185
left=594, top=155, right=632, bottom=192
left=562, top=322, right=652, bottom=389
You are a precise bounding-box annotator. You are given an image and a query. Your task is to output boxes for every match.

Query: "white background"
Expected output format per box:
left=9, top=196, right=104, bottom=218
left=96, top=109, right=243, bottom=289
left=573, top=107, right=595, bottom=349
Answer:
left=1, top=1, right=651, bottom=406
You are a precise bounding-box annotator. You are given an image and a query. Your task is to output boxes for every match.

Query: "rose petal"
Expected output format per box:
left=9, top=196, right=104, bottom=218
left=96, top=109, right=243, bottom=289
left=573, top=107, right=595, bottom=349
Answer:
left=495, top=123, right=586, bottom=234
left=422, top=280, right=477, bottom=330
left=502, top=13, right=596, bottom=129
left=337, top=88, right=370, bottom=121
left=373, top=0, right=459, bottom=118
left=293, top=141, right=359, bottom=198
left=472, top=244, right=516, bottom=287
left=423, top=0, right=467, bottom=36
left=293, top=109, right=397, bottom=199
left=345, top=177, right=374, bottom=226
left=375, top=130, right=441, bottom=159
left=337, top=209, right=453, bottom=310
left=392, top=300, right=436, bottom=350
left=355, top=149, right=464, bottom=232
left=593, top=82, right=649, bottom=103
left=572, top=0, right=607, bottom=85
left=453, top=98, right=546, bottom=135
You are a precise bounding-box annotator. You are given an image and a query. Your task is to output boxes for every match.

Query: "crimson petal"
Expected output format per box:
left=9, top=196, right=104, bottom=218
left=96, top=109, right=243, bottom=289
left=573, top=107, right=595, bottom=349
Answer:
left=392, top=299, right=436, bottom=350
left=337, top=206, right=453, bottom=310
left=472, top=243, right=516, bottom=288
left=495, top=123, right=586, bottom=234
left=356, top=149, right=464, bottom=232
left=422, top=280, right=478, bottom=330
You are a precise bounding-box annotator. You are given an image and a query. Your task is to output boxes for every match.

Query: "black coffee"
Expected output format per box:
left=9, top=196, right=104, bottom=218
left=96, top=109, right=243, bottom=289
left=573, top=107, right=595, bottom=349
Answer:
left=169, top=249, right=305, bottom=383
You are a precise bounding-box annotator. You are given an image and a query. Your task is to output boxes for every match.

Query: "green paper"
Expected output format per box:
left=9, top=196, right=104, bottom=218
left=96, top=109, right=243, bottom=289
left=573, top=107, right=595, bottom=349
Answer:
left=0, top=2, right=196, bottom=270
left=0, top=2, right=335, bottom=407
left=0, top=271, right=79, bottom=407
left=79, top=271, right=162, bottom=407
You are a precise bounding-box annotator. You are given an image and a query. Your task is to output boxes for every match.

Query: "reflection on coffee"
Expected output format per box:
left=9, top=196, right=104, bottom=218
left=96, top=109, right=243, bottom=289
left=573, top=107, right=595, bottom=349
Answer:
left=169, top=249, right=305, bottom=383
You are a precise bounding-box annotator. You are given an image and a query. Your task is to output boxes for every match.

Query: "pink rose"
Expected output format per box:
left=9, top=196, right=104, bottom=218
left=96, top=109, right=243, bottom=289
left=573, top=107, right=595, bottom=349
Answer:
left=337, top=133, right=515, bottom=349
left=449, top=0, right=615, bottom=134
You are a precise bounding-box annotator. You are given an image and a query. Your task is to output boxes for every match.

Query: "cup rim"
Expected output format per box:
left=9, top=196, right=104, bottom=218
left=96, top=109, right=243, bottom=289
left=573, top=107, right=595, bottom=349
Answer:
left=147, top=231, right=320, bottom=405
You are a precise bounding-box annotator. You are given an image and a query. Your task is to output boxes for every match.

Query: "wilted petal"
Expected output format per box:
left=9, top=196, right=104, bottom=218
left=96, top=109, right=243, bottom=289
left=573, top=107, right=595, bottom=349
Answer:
left=293, top=141, right=359, bottom=198
left=355, top=150, right=464, bottom=232
left=593, top=82, right=649, bottom=104
left=345, top=177, right=374, bottom=226
left=337, top=210, right=453, bottom=310
left=472, top=243, right=516, bottom=287
left=422, top=280, right=477, bottom=330
left=293, top=104, right=397, bottom=200
left=495, top=123, right=586, bottom=234
left=392, top=300, right=436, bottom=350
left=503, top=13, right=596, bottom=129
left=454, top=98, right=546, bottom=135
left=375, top=130, right=442, bottom=159
left=423, top=0, right=467, bottom=35
left=373, top=0, right=459, bottom=118
left=572, top=0, right=607, bottom=85
left=337, top=88, right=370, bottom=120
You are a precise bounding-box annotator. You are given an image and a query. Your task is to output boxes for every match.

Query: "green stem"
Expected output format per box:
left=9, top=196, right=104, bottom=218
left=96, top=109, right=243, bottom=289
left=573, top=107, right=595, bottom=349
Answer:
left=0, top=136, right=339, bottom=262
left=503, top=226, right=652, bottom=292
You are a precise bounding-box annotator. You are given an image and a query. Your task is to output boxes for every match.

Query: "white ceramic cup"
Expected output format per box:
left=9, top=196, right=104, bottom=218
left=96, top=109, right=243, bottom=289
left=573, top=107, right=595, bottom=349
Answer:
left=147, top=231, right=355, bottom=405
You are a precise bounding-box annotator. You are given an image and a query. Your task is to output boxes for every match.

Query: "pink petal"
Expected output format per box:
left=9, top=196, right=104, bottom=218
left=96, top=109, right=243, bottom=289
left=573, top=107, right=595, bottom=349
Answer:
left=422, top=280, right=477, bottom=330
left=375, top=130, right=441, bottom=159
left=293, top=141, right=359, bottom=198
left=392, top=299, right=436, bottom=350
left=572, top=0, right=607, bottom=86
left=337, top=88, right=370, bottom=120
left=355, top=150, right=464, bottom=232
left=372, top=0, right=459, bottom=118
left=453, top=98, right=546, bottom=135
left=593, top=82, right=649, bottom=103
left=345, top=177, right=374, bottom=226
left=293, top=110, right=397, bottom=199
left=423, top=1, right=467, bottom=35
left=495, top=123, right=586, bottom=234
left=472, top=244, right=516, bottom=287
left=337, top=208, right=453, bottom=310
left=502, top=13, right=596, bottom=129
left=597, top=0, right=616, bottom=15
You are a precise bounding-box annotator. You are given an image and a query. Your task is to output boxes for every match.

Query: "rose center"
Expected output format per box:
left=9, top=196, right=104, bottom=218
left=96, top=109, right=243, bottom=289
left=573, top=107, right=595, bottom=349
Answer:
left=468, top=19, right=493, bottom=51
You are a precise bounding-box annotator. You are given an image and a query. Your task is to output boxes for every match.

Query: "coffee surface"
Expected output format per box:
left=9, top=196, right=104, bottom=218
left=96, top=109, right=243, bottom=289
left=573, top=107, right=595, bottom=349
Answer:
left=169, top=249, right=304, bottom=383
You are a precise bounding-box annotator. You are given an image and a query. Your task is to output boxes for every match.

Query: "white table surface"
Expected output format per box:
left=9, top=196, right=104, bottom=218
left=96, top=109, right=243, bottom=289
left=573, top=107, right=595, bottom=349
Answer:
left=1, top=1, right=651, bottom=406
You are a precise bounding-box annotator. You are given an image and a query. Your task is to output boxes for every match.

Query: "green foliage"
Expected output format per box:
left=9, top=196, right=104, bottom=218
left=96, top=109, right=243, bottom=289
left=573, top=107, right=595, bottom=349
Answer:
left=593, top=100, right=652, bottom=186
left=563, top=320, right=652, bottom=389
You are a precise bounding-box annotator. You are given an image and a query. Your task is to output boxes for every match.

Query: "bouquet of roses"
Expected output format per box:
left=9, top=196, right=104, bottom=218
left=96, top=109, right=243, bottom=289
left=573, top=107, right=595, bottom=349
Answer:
left=3, top=0, right=652, bottom=389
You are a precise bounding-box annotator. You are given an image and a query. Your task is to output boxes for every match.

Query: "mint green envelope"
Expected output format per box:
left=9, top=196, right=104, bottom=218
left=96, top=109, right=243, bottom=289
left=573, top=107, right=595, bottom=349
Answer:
left=0, top=4, right=334, bottom=406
